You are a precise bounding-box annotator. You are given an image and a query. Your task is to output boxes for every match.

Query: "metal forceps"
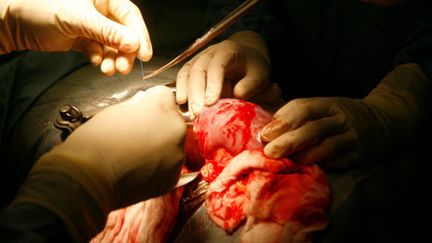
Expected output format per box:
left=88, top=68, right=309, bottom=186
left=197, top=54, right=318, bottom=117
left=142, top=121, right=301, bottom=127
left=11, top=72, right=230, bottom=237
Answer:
left=142, top=0, right=260, bottom=80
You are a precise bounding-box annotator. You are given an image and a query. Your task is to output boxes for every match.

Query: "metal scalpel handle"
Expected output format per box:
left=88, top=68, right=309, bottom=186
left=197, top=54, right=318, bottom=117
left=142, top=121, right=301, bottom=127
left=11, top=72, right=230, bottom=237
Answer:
left=142, top=0, right=260, bottom=80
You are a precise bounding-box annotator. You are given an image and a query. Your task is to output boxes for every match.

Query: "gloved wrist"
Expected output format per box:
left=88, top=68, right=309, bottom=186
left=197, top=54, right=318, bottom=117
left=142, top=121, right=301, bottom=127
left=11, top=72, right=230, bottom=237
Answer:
left=359, top=63, right=431, bottom=164
left=228, top=31, right=271, bottom=65
left=11, top=86, right=187, bottom=240
left=11, top=147, right=110, bottom=241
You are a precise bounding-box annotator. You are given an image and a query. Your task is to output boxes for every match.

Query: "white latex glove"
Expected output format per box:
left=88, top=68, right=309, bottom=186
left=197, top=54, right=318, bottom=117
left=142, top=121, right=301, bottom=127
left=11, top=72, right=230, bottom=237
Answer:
left=176, top=31, right=275, bottom=116
left=260, top=64, right=431, bottom=170
left=0, top=0, right=153, bottom=75
left=11, top=86, right=186, bottom=241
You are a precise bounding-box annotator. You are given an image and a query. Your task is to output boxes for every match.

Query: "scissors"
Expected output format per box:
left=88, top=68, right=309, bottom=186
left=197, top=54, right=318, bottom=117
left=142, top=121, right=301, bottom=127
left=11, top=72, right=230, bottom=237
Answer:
left=175, top=172, right=201, bottom=188
left=142, top=0, right=260, bottom=80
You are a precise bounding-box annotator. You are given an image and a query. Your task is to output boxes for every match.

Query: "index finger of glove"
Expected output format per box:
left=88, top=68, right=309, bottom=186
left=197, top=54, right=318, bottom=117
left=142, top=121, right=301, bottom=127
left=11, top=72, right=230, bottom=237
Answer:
left=105, top=0, right=152, bottom=61
left=261, top=98, right=332, bottom=142
left=188, top=53, right=214, bottom=116
left=176, top=61, right=192, bottom=105
left=233, top=57, right=270, bottom=100
left=205, top=48, right=239, bottom=105
left=263, top=114, right=346, bottom=158
left=115, top=51, right=136, bottom=75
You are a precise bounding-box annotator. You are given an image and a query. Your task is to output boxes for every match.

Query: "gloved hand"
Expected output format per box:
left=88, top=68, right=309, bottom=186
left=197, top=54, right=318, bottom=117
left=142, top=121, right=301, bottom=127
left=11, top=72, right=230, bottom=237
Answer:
left=11, top=86, right=186, bottom=241
left=260, top=64, right=431, bottom=170
left=0, top=0, right=152, bottom=75
left=176, top=31, right=279, bottom=116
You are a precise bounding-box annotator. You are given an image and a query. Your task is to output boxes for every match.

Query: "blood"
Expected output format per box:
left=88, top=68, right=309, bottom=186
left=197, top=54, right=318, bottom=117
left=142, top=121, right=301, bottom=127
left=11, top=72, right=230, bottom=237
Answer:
left=193, top=98, right=331, bottom=242
left=194, top=99, right=272, bottom=182
left=91, top=98, right=330, bottom=243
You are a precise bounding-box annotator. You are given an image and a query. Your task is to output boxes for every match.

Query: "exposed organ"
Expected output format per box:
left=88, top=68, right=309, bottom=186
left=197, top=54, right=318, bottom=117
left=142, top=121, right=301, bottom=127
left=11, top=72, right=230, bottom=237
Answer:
left=91, top=98, right=330, bottom=243
left=194, top=99, right=330, bottom=242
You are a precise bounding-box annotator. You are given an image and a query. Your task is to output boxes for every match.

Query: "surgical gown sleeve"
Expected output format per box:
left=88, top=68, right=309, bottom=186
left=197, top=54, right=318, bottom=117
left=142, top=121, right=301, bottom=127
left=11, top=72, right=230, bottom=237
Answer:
left=0, top=202, right=78, bottom=242
left=395, top=4, right=432, bottom=80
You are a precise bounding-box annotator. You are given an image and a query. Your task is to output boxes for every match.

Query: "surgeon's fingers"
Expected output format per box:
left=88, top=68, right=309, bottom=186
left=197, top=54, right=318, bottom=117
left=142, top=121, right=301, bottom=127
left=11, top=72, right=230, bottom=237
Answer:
left=74, top=4, right=138, bottom=54
left=176, top=62, right=191, bottom=105
left=234, top=76, right=265, bottom=101
left=106, top=0, right=152, bottom=61
left=101, top=46, right=117, bottom=76
left=233, top=53, right=270, bottom=100
left=115, top=51, right=135, bottom=75
left=205, top=47, right=240, bottom=106
left=188, top=53, right=213, bottom=116
left=263, top=114, right=345, bottom=159
left=81, top=40, right=104, bottom=66
left=260, top=98, right=331, bottom=142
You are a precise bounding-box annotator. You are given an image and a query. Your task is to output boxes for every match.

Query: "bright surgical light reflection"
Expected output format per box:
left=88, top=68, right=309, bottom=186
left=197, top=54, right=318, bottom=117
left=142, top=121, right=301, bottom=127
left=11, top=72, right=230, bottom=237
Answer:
left=111, top=90, right=130, bottom=100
